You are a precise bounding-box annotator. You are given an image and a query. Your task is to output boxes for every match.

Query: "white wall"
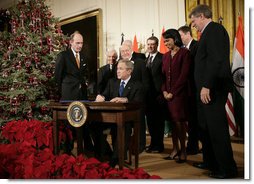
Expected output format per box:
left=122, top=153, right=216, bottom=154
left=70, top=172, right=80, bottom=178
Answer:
left=47, top=0, right=186, bottom=65
left=1, top=0, right=186, bottom=65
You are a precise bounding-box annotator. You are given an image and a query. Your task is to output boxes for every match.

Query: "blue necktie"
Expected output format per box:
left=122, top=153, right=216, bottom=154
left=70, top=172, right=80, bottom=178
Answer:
left=119, top=81, right=125, bottom=97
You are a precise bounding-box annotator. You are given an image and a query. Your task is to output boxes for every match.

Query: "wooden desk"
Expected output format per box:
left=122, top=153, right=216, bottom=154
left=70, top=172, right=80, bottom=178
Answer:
left=49, top=101, right=140, bottom=169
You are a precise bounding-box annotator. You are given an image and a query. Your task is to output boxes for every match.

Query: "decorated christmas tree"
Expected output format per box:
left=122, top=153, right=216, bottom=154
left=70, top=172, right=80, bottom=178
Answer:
left=0, top=0, right=68, bottom=126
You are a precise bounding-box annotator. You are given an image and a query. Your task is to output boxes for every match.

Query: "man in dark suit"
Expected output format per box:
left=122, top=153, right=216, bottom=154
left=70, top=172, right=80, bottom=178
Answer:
left=95, top=59, right=144, bottom=167
left=144, top=36, right=166, bottom=153
left=97, top=49, right=118, bottom=94
left=189, top=5, right=237, bottom=179
left=55, top=31, right=93, bottom=152
left=55, top=31, right=88, bottom=101
left=120, top=43, right=149, bottom=153
left=178, top=25, right=200, bottom=155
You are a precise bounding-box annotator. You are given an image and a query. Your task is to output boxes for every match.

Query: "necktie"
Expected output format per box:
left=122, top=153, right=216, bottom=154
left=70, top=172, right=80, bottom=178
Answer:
left=119, top=81, right=125, bottom=97
left=147, top=55, right=153, bottom=68
left=75, top=53, right=80, bottom=68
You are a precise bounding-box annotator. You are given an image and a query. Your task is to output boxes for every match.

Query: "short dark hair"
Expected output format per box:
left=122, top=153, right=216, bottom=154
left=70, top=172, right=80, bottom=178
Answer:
left=188, top=4, right=212, bottom=19
left=178, top=25, right=192, bottom=37
left=147, top=36, right=159, bottom=45
left=162, top=29, right=183, bottom=47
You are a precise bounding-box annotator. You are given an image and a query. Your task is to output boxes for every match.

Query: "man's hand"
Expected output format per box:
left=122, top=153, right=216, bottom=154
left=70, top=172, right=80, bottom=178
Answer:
left=200, top=87, right=211, bottom=104
left=95, top=95, right=105, bottom=102
left=110, top=97, right=128, bottom=103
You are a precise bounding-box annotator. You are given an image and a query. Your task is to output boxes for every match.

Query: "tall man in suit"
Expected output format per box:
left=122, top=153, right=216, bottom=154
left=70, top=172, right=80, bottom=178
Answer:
left=178, top=25, right=200, bottom=155
left=97, top=49, right=118, bottom=94
left=55, top=31, right=93, bottom=152
left=189, top=5, right=237, bottom=179
left=55, top=31, right=88, bottom=101
left=120, top=43, right=150, bottom=152
left=144, top=36, right=166, bottom=153
left=95, top=59, right=144, bottom=167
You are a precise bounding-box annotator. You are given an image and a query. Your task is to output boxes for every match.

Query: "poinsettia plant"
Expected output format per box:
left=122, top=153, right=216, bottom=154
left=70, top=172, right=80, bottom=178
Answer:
left=0, top=120, right=161, bottom=179
left=0, top=119, right=71, bottom=151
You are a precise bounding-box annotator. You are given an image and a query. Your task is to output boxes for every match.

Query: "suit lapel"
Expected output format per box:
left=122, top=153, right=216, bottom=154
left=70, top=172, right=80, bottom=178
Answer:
left=68, top=49, right=78, bottom=68
left=68, top=49, right=86, bottom=69
left=122, top=80, right=133, bottom=97
left=80, top=53, right=86, bottom=68
left=149, top=53, right=162, bottom=73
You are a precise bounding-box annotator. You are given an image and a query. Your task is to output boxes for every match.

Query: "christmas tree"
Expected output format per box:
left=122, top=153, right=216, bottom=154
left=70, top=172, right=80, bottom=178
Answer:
left=0, top=0, right=68, bottom=126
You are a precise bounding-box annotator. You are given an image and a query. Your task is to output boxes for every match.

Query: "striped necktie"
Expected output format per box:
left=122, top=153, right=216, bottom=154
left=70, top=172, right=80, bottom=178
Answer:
left=147, top=55, right=153, bottom=68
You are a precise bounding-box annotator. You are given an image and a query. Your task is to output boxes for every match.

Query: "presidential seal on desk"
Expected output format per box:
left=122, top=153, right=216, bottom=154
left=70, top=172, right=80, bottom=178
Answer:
left=67, top=101, right=88, bottom=127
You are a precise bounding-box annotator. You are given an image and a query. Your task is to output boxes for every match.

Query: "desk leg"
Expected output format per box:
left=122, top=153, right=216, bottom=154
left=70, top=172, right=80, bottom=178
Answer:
left=53, top=111, right=59, bottom=155
left=134, top=110, right=140, bottom=169
left=117, top=112, right=125, bottom=170
left=76, top=127, right=84, bottom=155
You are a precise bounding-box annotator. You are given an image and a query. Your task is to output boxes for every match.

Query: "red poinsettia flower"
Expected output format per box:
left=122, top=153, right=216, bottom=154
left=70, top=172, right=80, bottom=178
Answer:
left=0, top=119, right=161, bottom=179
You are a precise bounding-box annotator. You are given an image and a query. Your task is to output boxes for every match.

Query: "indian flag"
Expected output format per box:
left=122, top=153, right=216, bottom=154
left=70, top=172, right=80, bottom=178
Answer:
left=227, top=16, right=244, bottom=136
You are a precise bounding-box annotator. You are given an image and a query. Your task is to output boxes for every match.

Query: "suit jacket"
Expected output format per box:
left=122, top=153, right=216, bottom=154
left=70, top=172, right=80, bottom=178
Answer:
left=131, top=52, right=146, bottom=60
left=55, top=48, right=88, bottom=100
left=145, top=52, right=164, bottom=97
left=162, top=48, right=191, bottom=97
left=194, top=21, right=233, bottom=94
left=102, top=77, right=144, bottom=103
left=97, top=63, right=117, bottom=94
left=189, top=39, right=198, bottom=60
left=188, top=39, right=198, bottom=96
left=129, top=57, right=150, bottom=96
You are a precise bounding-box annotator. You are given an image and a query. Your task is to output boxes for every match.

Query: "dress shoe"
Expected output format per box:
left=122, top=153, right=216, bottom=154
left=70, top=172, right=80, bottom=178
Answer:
left=145, top=147, right=164, bottom=153
left=163, top=152, right=179, bottom=160
left=175, top=158, right=186, bottom=163
left=192, top=162, right=209, bottom=170
left=208, top=171, right=238, bottom=179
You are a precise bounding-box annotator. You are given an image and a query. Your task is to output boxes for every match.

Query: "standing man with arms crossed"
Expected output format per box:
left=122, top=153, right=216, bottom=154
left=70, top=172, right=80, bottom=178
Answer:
left=189, top=5, right=237, bottom=178
left=55, top=31, right=94, bottom=153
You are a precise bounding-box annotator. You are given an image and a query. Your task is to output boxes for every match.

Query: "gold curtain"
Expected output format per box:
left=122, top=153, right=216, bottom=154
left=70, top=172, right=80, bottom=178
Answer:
left=185, top=0, right=244, bottom=60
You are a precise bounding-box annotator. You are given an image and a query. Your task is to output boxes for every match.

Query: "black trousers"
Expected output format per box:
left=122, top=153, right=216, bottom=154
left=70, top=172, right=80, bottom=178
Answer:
left=146, top=97, right=166, bottom=149
left=186, top=95, right=200, bottom=151
left=197, top=91, right=237, bottom=174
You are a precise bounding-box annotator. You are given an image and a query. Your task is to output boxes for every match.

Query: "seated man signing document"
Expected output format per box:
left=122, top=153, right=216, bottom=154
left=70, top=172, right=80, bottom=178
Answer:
left=94, top=59, right=144, bottom=167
